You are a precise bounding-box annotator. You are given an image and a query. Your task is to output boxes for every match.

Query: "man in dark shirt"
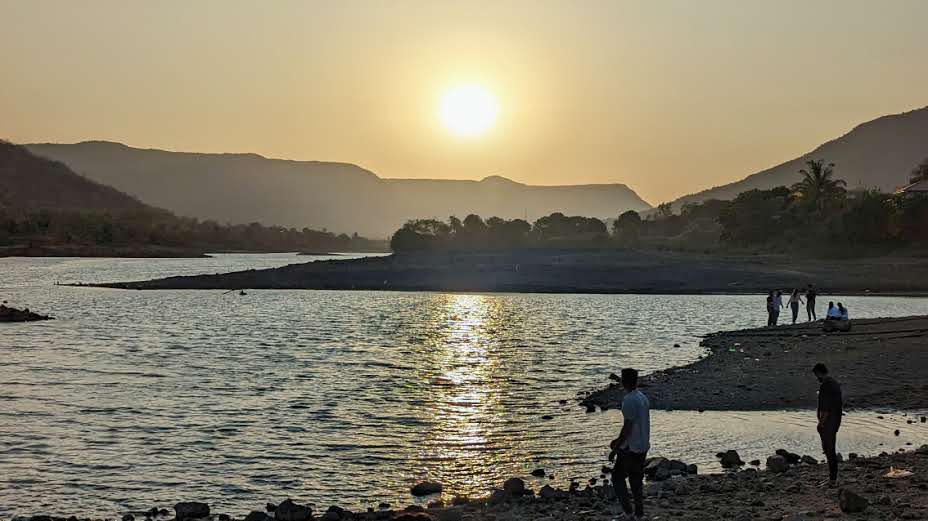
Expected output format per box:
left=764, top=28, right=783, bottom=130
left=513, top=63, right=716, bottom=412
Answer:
left=813, top=363, right=842, bottom=485
left=806, top=284, right=818, bottom=321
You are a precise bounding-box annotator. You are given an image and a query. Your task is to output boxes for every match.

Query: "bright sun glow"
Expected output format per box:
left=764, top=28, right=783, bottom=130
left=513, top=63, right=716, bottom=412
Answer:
left=439, top=84, right=499, bottom=138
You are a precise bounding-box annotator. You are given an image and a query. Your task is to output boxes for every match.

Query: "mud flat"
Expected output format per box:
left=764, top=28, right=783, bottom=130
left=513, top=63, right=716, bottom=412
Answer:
left=582, top=316, right=928, bottom=412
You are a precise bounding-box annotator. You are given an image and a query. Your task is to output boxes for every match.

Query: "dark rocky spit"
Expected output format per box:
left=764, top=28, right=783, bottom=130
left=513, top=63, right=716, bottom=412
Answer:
left=581, top=316, right=928, bottom=412
left=71, top=251, right=928, bottom=294
left=0, top=305, right=52, bottom=322
left=13, top=448, right=928, bottom=521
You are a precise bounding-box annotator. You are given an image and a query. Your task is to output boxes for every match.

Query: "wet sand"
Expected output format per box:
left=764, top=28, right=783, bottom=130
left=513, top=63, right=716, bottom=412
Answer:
left=581, top=316, right=928, bottom=412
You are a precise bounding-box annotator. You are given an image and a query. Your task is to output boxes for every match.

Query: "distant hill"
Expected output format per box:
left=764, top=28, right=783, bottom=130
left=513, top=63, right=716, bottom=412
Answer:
left=0, top=140, right=155, bottom=213
left=25, top=141, right=652, bottom=237
left=668, top=106, right=928, bottom=209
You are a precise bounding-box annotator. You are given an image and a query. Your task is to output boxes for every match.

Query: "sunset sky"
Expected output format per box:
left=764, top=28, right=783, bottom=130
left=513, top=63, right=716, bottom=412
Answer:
left=2, top=0, right=926, bottom=204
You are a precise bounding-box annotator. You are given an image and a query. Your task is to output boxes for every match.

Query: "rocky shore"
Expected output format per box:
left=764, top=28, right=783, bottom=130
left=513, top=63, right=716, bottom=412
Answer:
left=581, top=316, right=928, bottom=412
left=14, top=448, right=928, bottom=521
left=0, top=304, right=52, bottom=322
left=72, top=251, right=928, bottom=294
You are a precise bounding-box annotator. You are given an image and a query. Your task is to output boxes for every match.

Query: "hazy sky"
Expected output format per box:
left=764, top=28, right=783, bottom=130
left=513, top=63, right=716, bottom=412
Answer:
left=2, top=0, right=926, bottom=204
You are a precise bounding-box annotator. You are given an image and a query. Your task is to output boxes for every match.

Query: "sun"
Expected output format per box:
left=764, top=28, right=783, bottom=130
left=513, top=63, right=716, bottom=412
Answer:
left=439, top=84, right=499, bottom=138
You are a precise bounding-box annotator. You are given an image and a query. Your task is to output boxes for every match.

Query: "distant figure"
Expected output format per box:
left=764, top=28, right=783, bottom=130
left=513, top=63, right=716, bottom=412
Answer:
left=825, top=301, right=840, bottom=320
left=806, top=284, right=818, bottom=321
left=813, top=363, right=842, bottom=486
left=773, top=291, right=784, bottom=325
left=766, top=292, right=775, bottom=326
left=837, top=302, right=848, bottom=321
left=609, top=367, right=650, bottom=520
left=788, top=289, right=804, bottom=324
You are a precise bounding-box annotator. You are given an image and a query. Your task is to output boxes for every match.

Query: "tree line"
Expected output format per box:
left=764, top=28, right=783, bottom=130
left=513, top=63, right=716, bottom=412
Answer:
left=0, top=208, right=387, bottom=253
left=391, top=158, right=928, bottom=255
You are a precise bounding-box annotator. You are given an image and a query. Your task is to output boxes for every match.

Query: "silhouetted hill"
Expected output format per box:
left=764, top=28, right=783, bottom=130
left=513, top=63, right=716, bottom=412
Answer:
left=25, top=141, right=652, bottom=237
left=669, top=106, right=928, bottom=209
left=0, top=140, right=156, bottom=213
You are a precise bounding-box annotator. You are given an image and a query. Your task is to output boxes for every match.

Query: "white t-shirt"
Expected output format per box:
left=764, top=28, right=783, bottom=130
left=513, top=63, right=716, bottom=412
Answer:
left=620, top=389, right=651, bottom=454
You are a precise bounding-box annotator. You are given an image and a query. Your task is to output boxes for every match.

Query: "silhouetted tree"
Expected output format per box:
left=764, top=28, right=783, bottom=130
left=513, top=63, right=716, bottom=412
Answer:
left=793, top=159, right=846, bottom=213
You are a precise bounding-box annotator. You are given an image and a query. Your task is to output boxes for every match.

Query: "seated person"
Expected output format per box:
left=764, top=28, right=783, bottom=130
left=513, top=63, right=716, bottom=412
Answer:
left=837, top=303, right=849, bottom=321
left=825, top=302, right=841, bottom=320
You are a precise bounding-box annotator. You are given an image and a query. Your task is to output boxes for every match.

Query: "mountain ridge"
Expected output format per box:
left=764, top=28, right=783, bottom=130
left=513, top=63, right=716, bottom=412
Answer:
left=26, top=141, right=652, bottom=237
left=667, top=106, right=928, bottom=209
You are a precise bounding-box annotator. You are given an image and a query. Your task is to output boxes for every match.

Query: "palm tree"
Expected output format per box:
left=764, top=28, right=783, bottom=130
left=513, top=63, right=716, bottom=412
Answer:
left=793, top=159, right=846, bottom=213
left=910, top=157, right=928, bottom=184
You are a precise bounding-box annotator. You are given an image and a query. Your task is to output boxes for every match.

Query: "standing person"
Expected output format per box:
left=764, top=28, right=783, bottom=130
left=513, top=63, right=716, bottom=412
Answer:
left=788, top=289, right=804, bottom=324
left=806, top=284, right=818, bottom=321
left=772, top=291, right=784, bottom=326
left=813, top=363, right=842, bottom=486
left=766, top=292, right=775, bottom=327
left=609, top=368, right=650, bottom=521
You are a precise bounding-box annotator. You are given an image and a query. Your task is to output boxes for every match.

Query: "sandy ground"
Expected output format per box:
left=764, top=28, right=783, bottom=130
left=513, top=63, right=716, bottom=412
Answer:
left=581, top=316, right=928, bottom=412
left=79, top=251, right=928, bottom=294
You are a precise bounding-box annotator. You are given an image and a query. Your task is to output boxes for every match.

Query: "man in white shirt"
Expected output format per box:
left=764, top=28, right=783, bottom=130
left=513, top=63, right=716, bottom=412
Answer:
left=609, top=368, right=650, bottom=520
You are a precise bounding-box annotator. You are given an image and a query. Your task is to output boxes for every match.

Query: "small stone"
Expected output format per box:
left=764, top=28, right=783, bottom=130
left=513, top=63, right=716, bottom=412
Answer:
left=915, top=444, right=928, bottom=455
left=411, top=481, right=443, bottom=496
left=503, top=477, right=526, bottom=496
left=174, top=503, right=210, bottom=521
left=276, top=499, right=312, bottom=521
left=244, top=512, right=272, bottom=521
left=718, top=450, right=744, bottom=468
left=217, top=515, right=231, bottom=521
left=894, top=429, right=901, bottom=436
left=800, top=455, right=818, bottom=465
left=531, top=468, right=546, bottom=477
left=541, top=415, right=554, bottom=420
left=766, top=455, right=788, bottom=473
left=122, top=515, right=134, bottom=521
left=378, top=503, right=391, bottom=509
left=848, top=453, right=859, bottom=460
left=749, top=459, right=760, bottom=466
left=775, top=449, right=801, bottom=464
left=838, top=488, right=869, bottom=513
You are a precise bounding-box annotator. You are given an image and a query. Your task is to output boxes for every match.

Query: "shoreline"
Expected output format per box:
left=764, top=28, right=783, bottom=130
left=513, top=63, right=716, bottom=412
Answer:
left=12, top=449, right=928, bottom=521
left=581, top=315, right=928, bottom=413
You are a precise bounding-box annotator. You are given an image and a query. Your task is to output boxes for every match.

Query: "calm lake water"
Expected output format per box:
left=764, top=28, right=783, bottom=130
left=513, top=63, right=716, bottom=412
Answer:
left=2, top=254, right=927, bottom=518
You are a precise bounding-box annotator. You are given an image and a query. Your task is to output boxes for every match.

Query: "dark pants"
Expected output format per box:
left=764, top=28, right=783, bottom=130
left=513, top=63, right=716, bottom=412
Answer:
left=612, top=449, right=646, bottom=517
left=791, top=302, right=800, bottom=323
left=818, top=421, right=841, bottom=480
left=767, top=309, right=779, bottom=326
left=807, top=301, right=816, bottom=321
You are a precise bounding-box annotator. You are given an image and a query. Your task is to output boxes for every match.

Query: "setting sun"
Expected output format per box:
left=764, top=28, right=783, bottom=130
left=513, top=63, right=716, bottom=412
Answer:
left=439, top=84, right=499, bottom=138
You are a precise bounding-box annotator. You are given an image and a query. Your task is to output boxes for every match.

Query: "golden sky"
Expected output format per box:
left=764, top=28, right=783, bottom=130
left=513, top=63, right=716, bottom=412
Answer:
left=2, top=0, right=926, bottom=204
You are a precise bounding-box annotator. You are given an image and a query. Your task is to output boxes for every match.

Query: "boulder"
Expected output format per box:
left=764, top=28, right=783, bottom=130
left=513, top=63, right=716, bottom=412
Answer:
left=916, top=444, right=928, bottom=455
left=174, top=503, right=210, bottom=521
left=668, top=460, right=687, bottom=473
left=244, top=512, right=272, bottom=521
left=122, top=515, right=134, bottom=521
left=321, top=506, right=346, bottom=521
left=276, top=500, right=312, bottom=521
left=530, top=468, right=546, bottom=477
left=411, top=481, right=443, bottom=496
left=538, top=485, right=564, bottom=500
left=718, top=450, right=744, bottom=468
left=775, top=449, right=801, bottom=464
left=487, top=489, right=508, bottom=505
left=800, top=455, right=818, bottom=465
left=749, top=459, right=760, bottom=466
left=503, top=478, right=526, bottom=496
left=766, top=455, right=789, bottom=473
left=838, top=489, right=869, bottom=513
left=685, top=463, right=698, bottom=475
left=644, top=457, right=670, bottom=479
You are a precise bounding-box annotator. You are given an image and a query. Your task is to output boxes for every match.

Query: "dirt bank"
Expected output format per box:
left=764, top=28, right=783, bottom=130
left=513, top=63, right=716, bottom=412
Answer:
left=72, top=251, right=928, bottom=294
left=582, top=316, right=928, bottom=412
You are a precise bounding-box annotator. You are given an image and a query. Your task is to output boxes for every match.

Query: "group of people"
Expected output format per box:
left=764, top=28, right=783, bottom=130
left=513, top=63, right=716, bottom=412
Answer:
left=608, top=365, right=843, bottom=521
left=765, top=284, right=849, bottom=327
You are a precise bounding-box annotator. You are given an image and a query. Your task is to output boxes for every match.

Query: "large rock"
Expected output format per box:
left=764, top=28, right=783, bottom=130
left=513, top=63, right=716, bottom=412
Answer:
left=276, top=500, right=312, bottom=521
left=775, top=449, right=801, bottom=464
left=718, top=450, right=744, bottom=468
left=411, top=481, right=443, bottom=496
left=766, top=455, right=789, bottom=473
left=244, top=512, right=272, bottom=521
left=838, top=489, right=869, bottom=513
left=174, top=503, right=210, bottom=521
left=916, top=444, right=928, bottom=455
left=644, top=457, right=671, bottom=479
left=503, top=478, right=526, bottom=496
